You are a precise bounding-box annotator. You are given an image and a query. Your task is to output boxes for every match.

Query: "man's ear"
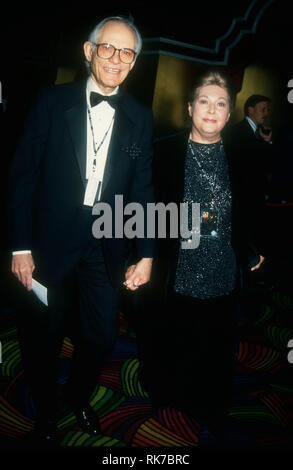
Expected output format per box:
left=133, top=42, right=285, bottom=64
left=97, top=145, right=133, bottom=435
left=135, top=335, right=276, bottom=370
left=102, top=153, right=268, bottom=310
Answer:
left=83, top=41, right=93, bottom=63
left=129, top=60, right=136, bottom=72
left=187, top=102, right=193, bottom=117
left=247, top=105, right=254, bottom=118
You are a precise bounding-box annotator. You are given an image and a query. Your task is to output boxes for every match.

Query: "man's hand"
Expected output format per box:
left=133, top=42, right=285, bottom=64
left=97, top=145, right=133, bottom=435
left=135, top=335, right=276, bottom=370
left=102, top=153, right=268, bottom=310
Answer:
left=12, top=253, right=35, bottom=290
left=123, top=257, right=153, bottom=291
left=259, top=126, right=272, bottom=142
left=251, top=255, right=265, bottom=272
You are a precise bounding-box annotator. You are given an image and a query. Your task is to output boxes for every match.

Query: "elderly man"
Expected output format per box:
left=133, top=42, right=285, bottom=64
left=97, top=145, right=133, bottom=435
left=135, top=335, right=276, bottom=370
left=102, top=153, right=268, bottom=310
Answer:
left=8, top=16, right=155, bottom=442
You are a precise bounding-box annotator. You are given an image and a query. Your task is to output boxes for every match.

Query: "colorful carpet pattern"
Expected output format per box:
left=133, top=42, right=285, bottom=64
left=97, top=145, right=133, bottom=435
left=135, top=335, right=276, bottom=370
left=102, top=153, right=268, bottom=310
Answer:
left=1, top=285, right=293, bottom=449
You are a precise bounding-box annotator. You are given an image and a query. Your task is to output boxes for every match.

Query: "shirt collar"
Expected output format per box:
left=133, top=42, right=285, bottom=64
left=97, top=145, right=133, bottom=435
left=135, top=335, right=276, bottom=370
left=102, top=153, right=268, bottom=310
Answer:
left=86, top=76, right=119, bottom=97
left=245, top=116, right=257, bottom=133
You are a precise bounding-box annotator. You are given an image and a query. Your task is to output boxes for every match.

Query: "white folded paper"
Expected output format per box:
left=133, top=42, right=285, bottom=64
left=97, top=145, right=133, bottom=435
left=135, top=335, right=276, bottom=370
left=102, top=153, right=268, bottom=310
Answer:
left=32, top=278, right=48, bottom=306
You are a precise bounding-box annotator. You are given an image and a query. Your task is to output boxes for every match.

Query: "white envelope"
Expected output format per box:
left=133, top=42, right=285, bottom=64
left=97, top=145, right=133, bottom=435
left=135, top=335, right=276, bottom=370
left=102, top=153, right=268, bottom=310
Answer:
left=32, top=278, right=48, bottom=306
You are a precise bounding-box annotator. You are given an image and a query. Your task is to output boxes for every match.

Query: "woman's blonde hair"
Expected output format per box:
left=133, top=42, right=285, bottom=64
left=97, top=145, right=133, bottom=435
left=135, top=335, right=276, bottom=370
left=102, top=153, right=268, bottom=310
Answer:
left=189, top=69, right=235, bottom=111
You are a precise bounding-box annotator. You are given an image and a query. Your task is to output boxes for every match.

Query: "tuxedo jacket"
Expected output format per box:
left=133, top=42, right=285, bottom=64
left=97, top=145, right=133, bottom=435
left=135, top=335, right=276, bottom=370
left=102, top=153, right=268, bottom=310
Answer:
left=8, top=80, right=155, bottom=287
left=224, top=119, right=273, bottom=254
left=151, top=129, right=266, bottom=294
left=224, top=119, right=272, bottom=201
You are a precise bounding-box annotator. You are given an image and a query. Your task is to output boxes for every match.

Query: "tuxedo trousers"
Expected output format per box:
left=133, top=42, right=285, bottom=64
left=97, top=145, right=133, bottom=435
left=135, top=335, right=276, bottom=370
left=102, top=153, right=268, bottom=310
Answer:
left=16, top=238, right=119, bottom=420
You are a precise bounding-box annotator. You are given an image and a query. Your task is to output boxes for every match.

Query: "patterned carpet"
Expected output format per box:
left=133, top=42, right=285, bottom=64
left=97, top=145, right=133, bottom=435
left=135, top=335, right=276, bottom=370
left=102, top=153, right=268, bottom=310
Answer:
left=0, top=106, right=292, bottom=458
left=1, top=254, right=293, bottom=452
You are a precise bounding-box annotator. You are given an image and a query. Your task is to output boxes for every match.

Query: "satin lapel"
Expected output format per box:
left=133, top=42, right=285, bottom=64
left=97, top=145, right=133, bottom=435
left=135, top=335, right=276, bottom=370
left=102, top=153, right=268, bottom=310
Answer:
left=102, top=102, right=134, bottom=193
left=65, top=97, right=87, bottom=185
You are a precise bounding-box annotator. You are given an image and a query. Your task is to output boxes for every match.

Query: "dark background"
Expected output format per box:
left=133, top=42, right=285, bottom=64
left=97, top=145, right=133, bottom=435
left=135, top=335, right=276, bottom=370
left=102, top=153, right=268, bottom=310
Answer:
left=1, top=0, right=292, bottom=113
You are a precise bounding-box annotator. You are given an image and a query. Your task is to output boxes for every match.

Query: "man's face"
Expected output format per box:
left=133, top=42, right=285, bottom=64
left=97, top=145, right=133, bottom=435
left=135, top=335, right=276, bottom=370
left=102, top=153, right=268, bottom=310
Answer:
left=248, top=101, right=270, bottom=126
left=83, top=21, right=136, bottom=94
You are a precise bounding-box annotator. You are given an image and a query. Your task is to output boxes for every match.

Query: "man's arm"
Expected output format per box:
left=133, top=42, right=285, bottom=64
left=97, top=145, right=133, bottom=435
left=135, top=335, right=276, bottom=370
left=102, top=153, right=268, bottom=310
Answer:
left=123, top=107, right=156, bottom=290
left=8, top=88, right=49, bottom=286
left=259, top=125, right=272, bottom=143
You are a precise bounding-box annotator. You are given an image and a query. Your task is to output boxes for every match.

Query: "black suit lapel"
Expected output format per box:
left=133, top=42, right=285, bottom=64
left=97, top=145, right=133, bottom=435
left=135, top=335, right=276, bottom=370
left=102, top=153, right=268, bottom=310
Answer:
left=243, top=119, right=257, bottom=140
left=65, top=101, right=87, bottom=185
left=102, top=96, right=134, bottom=194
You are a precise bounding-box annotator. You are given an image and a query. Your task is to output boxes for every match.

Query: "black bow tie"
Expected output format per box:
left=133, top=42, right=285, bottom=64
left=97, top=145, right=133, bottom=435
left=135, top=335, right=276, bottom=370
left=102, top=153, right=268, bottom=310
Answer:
left=90, top=91, right=120, bottom=109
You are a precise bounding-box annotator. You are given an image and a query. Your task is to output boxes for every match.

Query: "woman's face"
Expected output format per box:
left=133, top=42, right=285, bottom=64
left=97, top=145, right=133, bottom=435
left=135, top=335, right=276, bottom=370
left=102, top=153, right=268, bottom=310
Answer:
left=188, top=84, right=230, bottom=143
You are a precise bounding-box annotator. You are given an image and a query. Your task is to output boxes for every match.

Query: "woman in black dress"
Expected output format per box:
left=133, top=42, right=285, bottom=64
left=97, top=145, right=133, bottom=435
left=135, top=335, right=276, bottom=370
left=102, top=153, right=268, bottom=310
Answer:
left=140, top=70, right=265, bottom=438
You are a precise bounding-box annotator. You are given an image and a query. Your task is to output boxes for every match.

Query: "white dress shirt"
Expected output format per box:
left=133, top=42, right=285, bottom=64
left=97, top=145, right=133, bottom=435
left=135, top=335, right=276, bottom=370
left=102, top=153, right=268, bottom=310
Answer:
left=245, top=116, right=257, bottom=134
left=85, top=77, right=117, bottom=183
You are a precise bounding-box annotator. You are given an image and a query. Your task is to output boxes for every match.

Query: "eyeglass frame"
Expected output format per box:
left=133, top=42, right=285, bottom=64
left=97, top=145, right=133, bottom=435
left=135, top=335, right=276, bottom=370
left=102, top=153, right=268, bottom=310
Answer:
left=91, top=42, right=137, bottom=64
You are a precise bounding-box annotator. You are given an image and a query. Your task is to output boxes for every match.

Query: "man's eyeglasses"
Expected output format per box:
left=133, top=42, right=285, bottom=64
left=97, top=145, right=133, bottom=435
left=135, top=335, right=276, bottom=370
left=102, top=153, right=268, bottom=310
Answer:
left=92, top=42, right=136, bottom=64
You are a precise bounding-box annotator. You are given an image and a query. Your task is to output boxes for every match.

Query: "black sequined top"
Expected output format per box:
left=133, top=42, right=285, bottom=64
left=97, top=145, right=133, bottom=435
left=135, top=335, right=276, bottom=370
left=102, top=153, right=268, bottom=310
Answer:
left=173, top=139, right=237, bottom=299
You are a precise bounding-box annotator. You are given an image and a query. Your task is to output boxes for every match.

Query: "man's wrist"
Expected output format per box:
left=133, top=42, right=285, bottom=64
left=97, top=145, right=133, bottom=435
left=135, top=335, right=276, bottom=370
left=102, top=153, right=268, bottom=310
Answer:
left=140, top=257, right=153, bottom=263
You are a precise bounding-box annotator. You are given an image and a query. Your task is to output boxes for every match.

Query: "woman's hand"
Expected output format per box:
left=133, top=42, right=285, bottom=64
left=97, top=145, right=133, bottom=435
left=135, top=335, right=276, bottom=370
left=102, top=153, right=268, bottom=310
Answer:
left=251, top=255, right=265, bottom=271
left=123, top=258, right=153, bottom=291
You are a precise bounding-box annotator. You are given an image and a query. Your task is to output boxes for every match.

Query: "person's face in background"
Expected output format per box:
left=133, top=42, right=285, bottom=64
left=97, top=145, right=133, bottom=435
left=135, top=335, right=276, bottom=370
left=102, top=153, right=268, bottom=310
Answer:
left=83, top=21, right=136, bottom=95
left=248, top=101, right=270, bottom=126
left=188, top=84, right=230, bottom=144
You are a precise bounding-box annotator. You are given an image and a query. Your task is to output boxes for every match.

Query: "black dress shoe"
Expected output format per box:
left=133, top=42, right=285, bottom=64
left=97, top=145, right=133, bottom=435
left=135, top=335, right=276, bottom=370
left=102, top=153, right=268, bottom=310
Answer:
left=74, top=405, right=101, bottom=435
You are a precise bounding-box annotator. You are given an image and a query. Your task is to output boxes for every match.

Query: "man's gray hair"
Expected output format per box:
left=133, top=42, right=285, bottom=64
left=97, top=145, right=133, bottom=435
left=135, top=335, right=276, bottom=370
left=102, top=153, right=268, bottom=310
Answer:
left=85, top=16, right=142, bottom=73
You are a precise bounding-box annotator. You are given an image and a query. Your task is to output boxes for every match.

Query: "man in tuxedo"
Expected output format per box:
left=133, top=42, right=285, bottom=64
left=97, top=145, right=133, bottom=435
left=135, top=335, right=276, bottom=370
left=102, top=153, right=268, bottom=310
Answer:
left=8, top=16, right=155, bottom=442
left=225, top=94, right=272, bottom=256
